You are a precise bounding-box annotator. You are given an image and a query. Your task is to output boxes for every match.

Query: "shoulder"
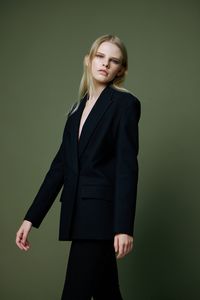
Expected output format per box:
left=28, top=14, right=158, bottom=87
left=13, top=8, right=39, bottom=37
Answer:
left=110, top=85, right=140, bottom=109
left=110, top=85, right=141, bottom=120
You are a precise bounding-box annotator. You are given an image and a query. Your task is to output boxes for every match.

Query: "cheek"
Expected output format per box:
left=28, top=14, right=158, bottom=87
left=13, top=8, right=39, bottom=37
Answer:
left=91, top=60, right=98, bottom=73
left=113, top=66, right=122, bottom=76
left=90, top=63, right=95, bottom=75
left=110, top=66, right=119, bottom=77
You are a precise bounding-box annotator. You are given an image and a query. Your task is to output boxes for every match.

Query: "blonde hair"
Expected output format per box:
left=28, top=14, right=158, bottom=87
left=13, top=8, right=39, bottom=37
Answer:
left=65, top=34, right=129, bottom=117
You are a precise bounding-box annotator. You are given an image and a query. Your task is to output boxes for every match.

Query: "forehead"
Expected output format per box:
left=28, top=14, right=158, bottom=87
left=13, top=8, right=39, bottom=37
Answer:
left=96, top=41, right=122, bottom=59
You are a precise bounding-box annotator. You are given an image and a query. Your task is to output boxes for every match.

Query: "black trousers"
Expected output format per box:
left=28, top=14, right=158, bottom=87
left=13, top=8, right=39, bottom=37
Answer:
left=61, top=239, right=124, bottom=300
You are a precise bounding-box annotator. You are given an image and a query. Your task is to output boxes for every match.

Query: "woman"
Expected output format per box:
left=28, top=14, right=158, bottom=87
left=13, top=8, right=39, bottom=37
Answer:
left=16, top=34, right=141, bottom=300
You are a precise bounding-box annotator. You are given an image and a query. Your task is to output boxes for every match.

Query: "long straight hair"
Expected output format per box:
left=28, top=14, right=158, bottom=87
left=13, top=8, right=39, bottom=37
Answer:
left=66, top=34, right=129, bottom=117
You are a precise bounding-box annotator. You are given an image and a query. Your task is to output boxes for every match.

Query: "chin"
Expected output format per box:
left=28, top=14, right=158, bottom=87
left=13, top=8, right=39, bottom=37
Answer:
left=93, top=77, right=110, bottom=85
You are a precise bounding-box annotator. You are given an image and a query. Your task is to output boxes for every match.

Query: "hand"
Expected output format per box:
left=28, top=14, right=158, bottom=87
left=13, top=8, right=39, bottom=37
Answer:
left=16, top=220, right=32, bottom=251
left=114, top=233, right=134, bottom=259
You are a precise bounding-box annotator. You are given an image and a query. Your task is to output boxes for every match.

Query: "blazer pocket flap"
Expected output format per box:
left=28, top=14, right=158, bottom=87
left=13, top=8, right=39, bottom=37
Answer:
left=81, top=185, right=112, bottom=201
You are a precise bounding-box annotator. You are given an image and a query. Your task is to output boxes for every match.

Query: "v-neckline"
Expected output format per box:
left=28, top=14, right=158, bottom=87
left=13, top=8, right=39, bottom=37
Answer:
left=77, top=85, right=109, bottom=142
left=78, top=100, right=98, bottom=141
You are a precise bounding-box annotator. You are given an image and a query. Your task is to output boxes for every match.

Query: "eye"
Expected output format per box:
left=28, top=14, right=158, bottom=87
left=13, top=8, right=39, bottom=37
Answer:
left=111, top=59, right=120, bottom=64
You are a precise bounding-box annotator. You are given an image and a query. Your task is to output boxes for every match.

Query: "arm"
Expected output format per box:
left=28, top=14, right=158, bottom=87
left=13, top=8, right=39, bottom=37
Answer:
left=113, top=98, right=141, bottom=258
left=16, top=127, right=66, bottom=251
left=15, top=103, right=77, bottom=251
left=23, top=102, right=78, bottom=229
left=16, top=139, right=65, bottom=251
left=23, top=138, right=65, bottom=228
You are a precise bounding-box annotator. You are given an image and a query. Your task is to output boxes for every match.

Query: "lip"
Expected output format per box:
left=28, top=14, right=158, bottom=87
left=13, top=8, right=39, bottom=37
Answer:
left=98, top=69, right=108, bottom=76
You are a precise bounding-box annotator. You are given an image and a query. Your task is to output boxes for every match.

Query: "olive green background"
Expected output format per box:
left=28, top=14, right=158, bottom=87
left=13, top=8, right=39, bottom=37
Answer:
left=1, top=0, right=199, bottom=299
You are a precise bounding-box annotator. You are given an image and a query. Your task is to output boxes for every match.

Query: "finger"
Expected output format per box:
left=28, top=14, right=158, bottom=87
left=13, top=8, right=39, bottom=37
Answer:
left=117, top=243, right=125, bottom=259
left=22, top=242, right=30, bottom=251
left=118, top=240, right=131, bottom=258
left=20, top=241, right=29, bottom=251
left=126, top=239, right=133, bottom=254
left=116, top=237, right=123, bottom=258
left=21, top=230, right=28, bottom=246
left=123, top=242, right=130, bottom=257
left=114, top=236, right=119, bottom=254
left=16, top=230, right=29, bottom=251
left=16, top=240, right=24, bottom=250
left=123, top=242, right=129, bottom=255
left=125, top=240, right=131, bottom=252
left=116, top=237, right=134, bottom=258
left=16, top=231, right=24, bottom=250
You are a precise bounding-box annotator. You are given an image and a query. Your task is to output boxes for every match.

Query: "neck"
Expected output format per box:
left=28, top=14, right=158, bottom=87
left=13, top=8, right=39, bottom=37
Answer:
left=88, top=81, right=108, bottom=101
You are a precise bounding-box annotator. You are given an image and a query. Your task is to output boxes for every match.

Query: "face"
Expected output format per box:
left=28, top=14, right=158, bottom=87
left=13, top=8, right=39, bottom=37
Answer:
left=89, top=41, right=124, bottom=86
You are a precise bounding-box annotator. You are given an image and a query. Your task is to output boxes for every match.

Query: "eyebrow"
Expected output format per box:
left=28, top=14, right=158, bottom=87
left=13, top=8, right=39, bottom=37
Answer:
left=96, top=51, right=121, bottom=62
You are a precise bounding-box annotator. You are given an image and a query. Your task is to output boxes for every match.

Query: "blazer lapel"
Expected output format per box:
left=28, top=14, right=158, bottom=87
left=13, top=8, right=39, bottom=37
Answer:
left=78, top=85, right=114, bottom=159
left=69, top=84, right=114, bottom=172
left=67, top=94, right=86, bottom=173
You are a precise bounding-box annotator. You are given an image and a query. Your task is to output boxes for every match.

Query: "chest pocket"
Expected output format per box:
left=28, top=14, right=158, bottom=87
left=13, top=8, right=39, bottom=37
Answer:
left=80, top=185, right=113, bottom=202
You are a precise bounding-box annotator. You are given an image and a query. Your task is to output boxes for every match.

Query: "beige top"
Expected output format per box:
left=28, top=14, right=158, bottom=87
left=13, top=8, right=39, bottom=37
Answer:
left=78, top=99, right=97, bottom=141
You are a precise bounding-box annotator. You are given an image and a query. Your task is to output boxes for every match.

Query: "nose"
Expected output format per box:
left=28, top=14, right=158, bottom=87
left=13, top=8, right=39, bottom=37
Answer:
left=103, top=60, right=109, bottom=68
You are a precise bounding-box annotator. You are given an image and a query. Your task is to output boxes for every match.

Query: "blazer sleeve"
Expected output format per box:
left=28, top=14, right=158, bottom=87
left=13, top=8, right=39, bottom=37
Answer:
left=23, top=135, right=65, bottom=228
left=23, top=103, right=78, bottom=228
left=113, top=98, right=141, bottom=237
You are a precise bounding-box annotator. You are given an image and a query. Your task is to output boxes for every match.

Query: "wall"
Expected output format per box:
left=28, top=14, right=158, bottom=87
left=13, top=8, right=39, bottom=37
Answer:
left=1, top=0, right=199, bottom=299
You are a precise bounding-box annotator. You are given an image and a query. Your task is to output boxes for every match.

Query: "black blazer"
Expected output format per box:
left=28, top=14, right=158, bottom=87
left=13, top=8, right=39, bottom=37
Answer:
left=24, top=84, right=141, bottom=241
